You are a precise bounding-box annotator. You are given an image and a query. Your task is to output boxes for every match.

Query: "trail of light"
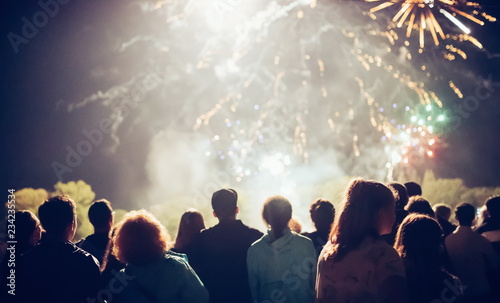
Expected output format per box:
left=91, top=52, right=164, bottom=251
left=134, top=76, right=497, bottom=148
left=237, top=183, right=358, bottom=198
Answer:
left=439, top=9, right=471, bottom=34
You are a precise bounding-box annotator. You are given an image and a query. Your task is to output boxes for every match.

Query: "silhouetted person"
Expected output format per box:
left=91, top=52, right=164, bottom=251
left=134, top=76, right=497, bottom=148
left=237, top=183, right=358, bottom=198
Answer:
left=14, top=195, right=103, bottom=303
left=190, top=189, right=263, bottom=303
left=475, top=196, right=500, bottom=301
left=316, top=179, right=408, bottom=303
left=445, top=203, right=497, bottom=303
left=100, top=226, right=126, bottom=285
left=476, top=196, right=500, bottom=251
left=112, top=210, right=208, bottom=303
left=173, top=209, right=205, bottom=257
left=1, top=211, right=42, bottom=301
left=76, top=199, right=114, bottom=263
left=395, top=214, right=463, bottom=303
left=434, top=203, right=457, bottom=237
left=406, top=196, right=435, bottom=217
left=301, top=198, right=335, bottom=256
left=404, top=181, right=422, bottom=197
left=247, top=196, right=316, bottom=303
left=383, top=182, right=409, bottom=245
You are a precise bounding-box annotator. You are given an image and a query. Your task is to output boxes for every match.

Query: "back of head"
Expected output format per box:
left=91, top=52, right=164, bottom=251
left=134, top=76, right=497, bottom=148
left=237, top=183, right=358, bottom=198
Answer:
left=288, top=217, right=302, bottom=233
left=88, top=199, right=113, bottom=230
left=309, top=198, right=335, bottom=232
left=395, top=214, right=442, bottom=256
left=455, top=203, right=475, bottom=226
left=38, top=195, right=76, bottom=237
left=211, top=188, right=238, bottom=219
left=175, top=209, right=205, bottom=251
left=407, top=196, right=435, bottom=217
left=13, top=210, right=40, bottom=247
left=485, top=196, right=500, bottom=219
left=113, top=210, right=170, bottom=265
left=388, top=182, right=409, bottom=209
left=262, top=195, right=292, bottom=233
left=395, top=214, right=445, bottom=303
left=433, top=203, right=452, bottom=221
left=328, top=178, right=395, bottom=261
left=404, top=181, right=422, bottom=197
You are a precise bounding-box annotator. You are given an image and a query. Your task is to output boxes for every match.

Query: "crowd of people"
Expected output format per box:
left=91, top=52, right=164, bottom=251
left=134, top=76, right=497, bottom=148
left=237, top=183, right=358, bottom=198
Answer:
left=1, top=178, right=499, bottom=303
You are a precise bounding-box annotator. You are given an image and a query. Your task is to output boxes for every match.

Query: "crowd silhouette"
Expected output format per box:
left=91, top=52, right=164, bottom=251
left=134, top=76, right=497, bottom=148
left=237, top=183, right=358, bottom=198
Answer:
left=1, top=179, right=499, bottom=303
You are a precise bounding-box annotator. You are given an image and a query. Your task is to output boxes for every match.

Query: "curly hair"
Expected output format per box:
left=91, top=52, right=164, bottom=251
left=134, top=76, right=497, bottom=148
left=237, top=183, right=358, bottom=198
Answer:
left=112, top=210, right=171, bottom=265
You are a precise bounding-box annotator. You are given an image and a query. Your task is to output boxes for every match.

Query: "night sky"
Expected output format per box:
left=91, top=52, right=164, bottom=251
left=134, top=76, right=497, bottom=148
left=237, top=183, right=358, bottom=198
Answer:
left=2, top=0, right=500, bottom=210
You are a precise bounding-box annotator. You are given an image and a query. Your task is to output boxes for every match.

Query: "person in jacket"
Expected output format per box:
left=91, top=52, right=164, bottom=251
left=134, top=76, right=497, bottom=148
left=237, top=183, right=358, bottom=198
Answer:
left=76, top=199, right=114, bottom=264
left=301, top=198, right=335, bottom=256
left=189, top=188, right=263, bottom=303
left=446, top=203, right=497, bottom=302
left=13, top=195, right=104, bottom=303
left=112, top=209, right=208, bottom=303
left=316, top=178, right=408, bottom=303
left=395, top=213, right=464, bottom=303
left=247, top=195, right=317, bottom=303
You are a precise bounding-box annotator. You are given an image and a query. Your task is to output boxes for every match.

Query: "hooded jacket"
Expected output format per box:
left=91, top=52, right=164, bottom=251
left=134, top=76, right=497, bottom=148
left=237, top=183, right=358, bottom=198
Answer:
left=247, top=228, right=317, bottom=303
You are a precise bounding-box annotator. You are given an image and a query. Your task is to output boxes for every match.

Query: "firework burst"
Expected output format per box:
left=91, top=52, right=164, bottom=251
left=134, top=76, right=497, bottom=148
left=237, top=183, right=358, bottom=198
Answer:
left=366, top=0, right=496, bottom=48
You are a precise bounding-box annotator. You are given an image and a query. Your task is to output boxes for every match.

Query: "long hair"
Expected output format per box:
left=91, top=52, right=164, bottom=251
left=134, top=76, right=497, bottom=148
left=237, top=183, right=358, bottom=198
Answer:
left=394, top=214, right=446, bottom=302
left=113, top=210, right=170, bottom=265
left=325, top=178, right=395, bottom=261
left=174, top=209, right=205, bottom=252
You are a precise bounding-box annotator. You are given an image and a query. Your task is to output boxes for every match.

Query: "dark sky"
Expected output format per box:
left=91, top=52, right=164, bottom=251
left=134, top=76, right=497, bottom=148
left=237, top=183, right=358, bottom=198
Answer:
left=2, top=0, right=500, bottom=209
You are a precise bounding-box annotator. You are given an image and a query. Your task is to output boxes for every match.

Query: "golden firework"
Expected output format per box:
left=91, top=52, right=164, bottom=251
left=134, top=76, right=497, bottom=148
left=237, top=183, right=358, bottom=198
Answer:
left=366, top=0, right=494, bottom=48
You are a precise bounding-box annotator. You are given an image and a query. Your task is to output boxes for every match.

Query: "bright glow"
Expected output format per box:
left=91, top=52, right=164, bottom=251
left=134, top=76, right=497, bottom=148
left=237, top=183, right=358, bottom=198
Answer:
left=440, top=9, right=471, bottom=34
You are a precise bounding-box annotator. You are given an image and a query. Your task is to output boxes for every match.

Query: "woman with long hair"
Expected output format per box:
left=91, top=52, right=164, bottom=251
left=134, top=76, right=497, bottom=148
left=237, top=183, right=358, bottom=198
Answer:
left=173, top=209, right=205, bottom=255
left=316, top=178, right=408, bottom=303
left=112, top=210, right=208, bottom=303
left=395, top=213, right=463, bottom=303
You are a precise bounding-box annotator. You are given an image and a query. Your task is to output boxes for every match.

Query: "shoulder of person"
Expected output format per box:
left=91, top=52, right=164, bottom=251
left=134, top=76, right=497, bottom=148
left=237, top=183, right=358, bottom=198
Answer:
left=69, top=242, right=101, bottom=268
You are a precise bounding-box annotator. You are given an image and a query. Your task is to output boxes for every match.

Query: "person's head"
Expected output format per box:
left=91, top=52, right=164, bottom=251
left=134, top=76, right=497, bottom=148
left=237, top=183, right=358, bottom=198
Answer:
left=433, top=203, right=452, bottom=221
left=174, top=209, right=205, bottom=251
left=404, top=181, right=422, bottom=197
left=288, top=217, right=302, bottom=233
left=327, top=178, right=395, bottom=261
left=262, top=195, right=292, bottom=238
left=387, top=182, right=409, bottom=209
left=406, top=196, right=435, bottom=217
left=13, top=210, right=41, bottom=250
left=394, top=214, right=444, bottom=270
left=211, top=188, right=238, bottom=221
left=455, top=203, right=475, bottom=227
left=88, top=199, right=114, bottom=233
left=309, top=198, right=335, bottom=233
left=394, top=214, right=445, bottom=302
left=485, top=196, right=500, bottom=219
left=113, top=210, right=170, bottom=265
left=38, top=195, right=76, bottom=241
